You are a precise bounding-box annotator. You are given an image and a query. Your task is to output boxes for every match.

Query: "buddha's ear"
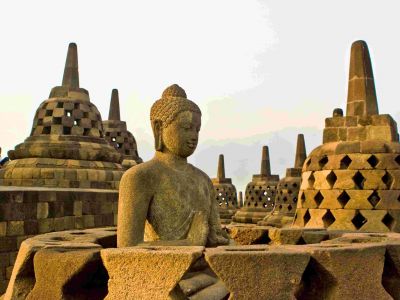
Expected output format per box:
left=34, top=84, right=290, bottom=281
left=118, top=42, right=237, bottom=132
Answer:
left=152, top=120, right=163, bottom=151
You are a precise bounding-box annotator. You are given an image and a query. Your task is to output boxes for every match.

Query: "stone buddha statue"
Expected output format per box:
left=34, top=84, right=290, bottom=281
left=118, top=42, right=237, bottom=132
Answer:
left=117, top=84, right=229, bottom=247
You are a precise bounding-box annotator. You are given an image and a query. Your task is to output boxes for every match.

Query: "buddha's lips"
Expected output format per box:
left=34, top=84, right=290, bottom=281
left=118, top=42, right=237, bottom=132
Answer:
left=187, top=142, right=197, bottom=149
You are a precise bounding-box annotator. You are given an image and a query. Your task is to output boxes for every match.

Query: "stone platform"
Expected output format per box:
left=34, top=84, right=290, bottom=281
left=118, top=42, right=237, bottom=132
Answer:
left=0, top=186, right=118, bottom=295
left=3, top=226, right=400, bottom=299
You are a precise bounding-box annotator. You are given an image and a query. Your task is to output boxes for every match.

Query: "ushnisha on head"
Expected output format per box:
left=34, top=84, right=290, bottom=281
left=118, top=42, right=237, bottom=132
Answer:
left=150, top=84, right=202, bottom=157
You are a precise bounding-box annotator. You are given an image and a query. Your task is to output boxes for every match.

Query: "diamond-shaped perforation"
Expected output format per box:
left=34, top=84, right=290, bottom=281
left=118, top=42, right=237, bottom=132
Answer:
left=303, top=209, right=311, bottom=225
left=308, top=173, right=315, bottom=188
left=287, top=204, right=293, bottom=211
left=326, top=171, right=337, bottom=188
left=301, top=192, right=306, bottom=205
left=319, top=155, right=329, bottom=169
left=337, top=191, right=350, bottom=208
left=340, top=155, right=352, bottom=169
left=367, top=155, right=379, bottom=168
left=382, top=171, right=393, bottom=189
left=353, top=171, right=365, bottom=189
left=352, top=211, right=367, bottom=229
left=306, top=158, right=312, bottom=168
left=322, top=210, right=335, bottom=227
left=367, top=190, right=381, bottom=207
left=314, top=191, right=324, bottom=207
left=382, top=213, right=395, bottom=231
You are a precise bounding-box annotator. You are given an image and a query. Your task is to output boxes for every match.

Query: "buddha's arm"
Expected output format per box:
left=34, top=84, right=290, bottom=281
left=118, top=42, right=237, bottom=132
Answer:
left=206, top=183, right=230, bottom=247
left=117, top=169, right=152, bottom=247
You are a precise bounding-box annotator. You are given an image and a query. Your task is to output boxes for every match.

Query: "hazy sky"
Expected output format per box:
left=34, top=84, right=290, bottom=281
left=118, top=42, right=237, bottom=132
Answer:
left=1, top=1, right=399, bottom=192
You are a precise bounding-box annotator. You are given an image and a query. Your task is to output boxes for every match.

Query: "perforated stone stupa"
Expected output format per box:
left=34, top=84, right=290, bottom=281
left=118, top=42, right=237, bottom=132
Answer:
left=0, top=43, right=124, bottom=189
left=211, top=154, right=238, bottom=224
left=260, top=134, right=307, bottom=228
left=294, top=40, right=400, bottom=232
left=233, top=146, right=279, bottom=224
left=103, top=89, right=142, bottom=168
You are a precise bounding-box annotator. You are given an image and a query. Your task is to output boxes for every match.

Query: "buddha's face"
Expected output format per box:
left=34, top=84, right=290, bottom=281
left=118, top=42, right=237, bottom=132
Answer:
left=162, top=110, right=201, bottom=158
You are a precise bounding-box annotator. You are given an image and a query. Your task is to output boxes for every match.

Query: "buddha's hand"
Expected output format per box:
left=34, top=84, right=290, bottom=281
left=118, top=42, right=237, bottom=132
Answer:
left=187, top=211, right=209, bottom=246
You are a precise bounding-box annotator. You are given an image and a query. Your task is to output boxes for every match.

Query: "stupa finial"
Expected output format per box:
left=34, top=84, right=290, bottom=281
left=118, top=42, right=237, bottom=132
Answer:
left=62, top=43, right=79, bottom=89
left=294, top=134, right=307, bottom=168
left=108, top=89, right=121, bottom=121
left=217, top=154, right=225, bottom=179
left=346, top=40, right=378, bottom=117
left=260, top=146, right=271, bottom=176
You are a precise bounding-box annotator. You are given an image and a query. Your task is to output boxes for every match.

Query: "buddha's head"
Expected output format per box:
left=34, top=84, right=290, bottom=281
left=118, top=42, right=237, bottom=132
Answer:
left=150, top=84, right=202, bottom=158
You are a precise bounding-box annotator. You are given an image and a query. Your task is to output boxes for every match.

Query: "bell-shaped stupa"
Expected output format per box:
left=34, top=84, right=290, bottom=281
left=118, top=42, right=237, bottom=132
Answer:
left=211, top=154, right=238, bottom=224
left=0, top=43, right=124, bottom=189
left=233, top=146, right=279, bottom=223
left=259, top=134, right=306, bottom=227
left=294, top=41, right=400, bottom=232
left=103, top=89, right=142, bottom=168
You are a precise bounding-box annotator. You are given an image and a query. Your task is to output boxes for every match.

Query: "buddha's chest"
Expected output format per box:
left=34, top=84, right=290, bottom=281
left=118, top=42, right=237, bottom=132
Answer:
left=149, top=171, right=211, bottom=217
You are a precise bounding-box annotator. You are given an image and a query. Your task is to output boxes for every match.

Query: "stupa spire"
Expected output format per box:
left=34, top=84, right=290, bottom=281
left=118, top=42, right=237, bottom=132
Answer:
left=346, top=40, right=378, bottom=117
left=260, top=146, right=271, bottom=176
left=217, top=154, right=225, bottom=179
left=108, top=89, right=121, bottom=121
left=62, top=43, right=79, bottom=89
left=294, top=134, right=307, bottom=168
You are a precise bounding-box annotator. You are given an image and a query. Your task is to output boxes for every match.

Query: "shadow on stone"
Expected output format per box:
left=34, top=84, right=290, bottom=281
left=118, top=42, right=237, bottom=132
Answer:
left=295, top=258, right=337, bottom=300
left=382, top=250, right=400, bottom=300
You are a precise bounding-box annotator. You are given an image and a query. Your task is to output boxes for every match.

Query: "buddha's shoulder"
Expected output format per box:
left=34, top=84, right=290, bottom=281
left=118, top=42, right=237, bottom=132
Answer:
left=188, top=164, right=212, bottom=184
left=121, top=160, right=162, bottom=182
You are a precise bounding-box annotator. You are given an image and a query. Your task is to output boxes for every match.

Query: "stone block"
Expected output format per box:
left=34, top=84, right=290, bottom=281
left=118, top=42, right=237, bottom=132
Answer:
left=323, top=128, right=339, bottom=143
left=38, top=218, right=54, bottom=234
left=101, top=246, right=203, bottom=300
left=383, top=243, right=400, bottom=299
left=64, top=216, right=75, bottom=230
left=6, top=221, right=24, bottom=236
left=296, top=244, right=391, bottom=299
left=301, top=190, right=320, bottom=209
left=375, top=190, right=400, bottom=210
left=345, top=190, right=374, bottom=209
left=206, top=246, right=310, bottom=300
left=0, top=237, right=17, bottom=252
left=268, top=228, right=303, bottom=245
left=0, top=222, right=6, bottom=237
left=361, top=170, right=387, bottom=190
left=23, top=220, right=39, bottom=235
left=82, top=215, right=95, bottom=228
left=73, top=200, right=83, bottom=216
left=313, top=170, right=332, bottom=189
left=360, top=140, right=387, bottom=153
left=0, top=253, right=10, bottom=268
left=389, top=170, right=400, bottom=189
left=318, top=190, right=342, bottom=209
left=306, top=209, right=328, bottom=229
left=329, top=210, right=357, bottom=231
left=54, top=217, right=65, bottom=231
left=335, top=141, right=360, bottom=154
left=325, top=117, right=345, bottom=128
left=367, top=125, right=396, bottom=142
left=228, top=226, right=269, bottom=245
left=347, top=127, right=366, bottom=141
left=359, top=210, right=390, bottom=232
left=26, top=248, right=107, bottom=300
left=36, top=202, right=49, bottom=219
